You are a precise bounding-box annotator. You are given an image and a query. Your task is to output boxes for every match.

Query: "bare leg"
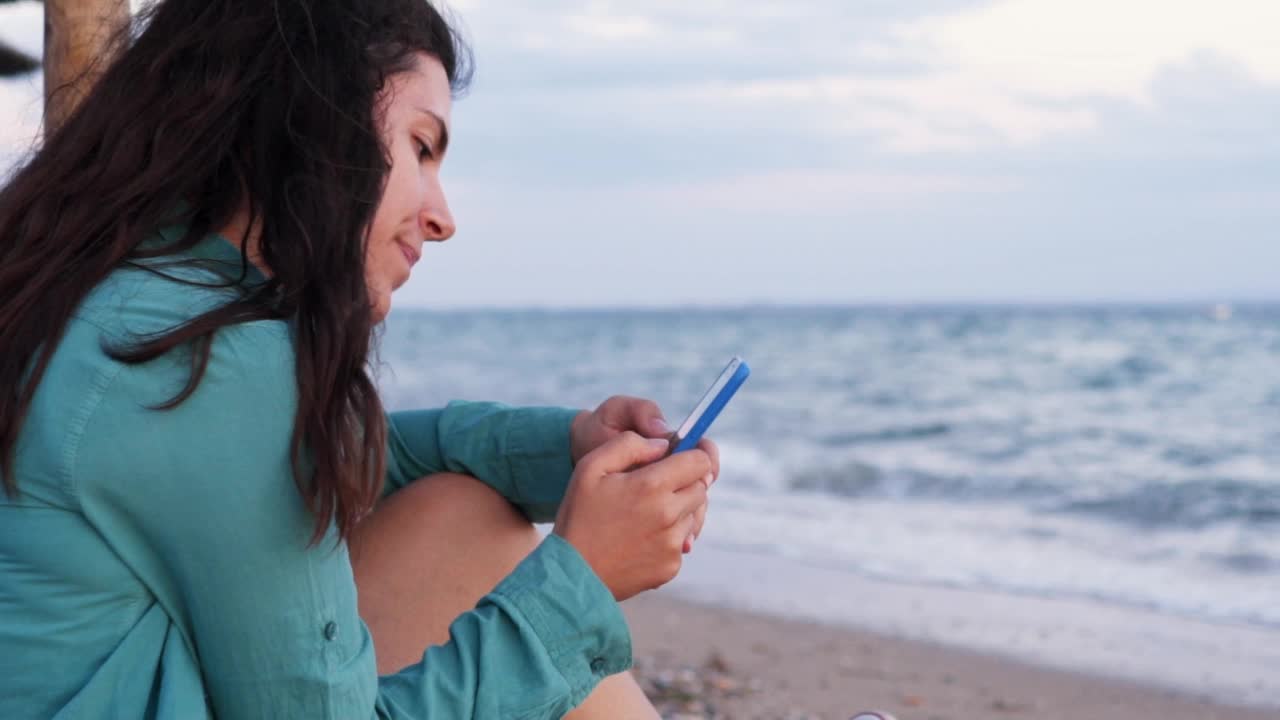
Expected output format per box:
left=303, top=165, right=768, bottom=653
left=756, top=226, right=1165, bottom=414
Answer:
left=349, top=472, right=659, bottom=719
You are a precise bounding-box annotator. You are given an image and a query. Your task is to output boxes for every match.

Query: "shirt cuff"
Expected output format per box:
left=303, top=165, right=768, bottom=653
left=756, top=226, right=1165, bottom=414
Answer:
left=501, top=406, right=579, bottom=523
left=487, top=534, right=633, bottom=707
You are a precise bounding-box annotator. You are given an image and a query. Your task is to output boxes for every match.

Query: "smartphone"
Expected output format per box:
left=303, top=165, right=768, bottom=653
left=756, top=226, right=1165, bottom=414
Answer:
left=668, top=356, right=750, bottom=454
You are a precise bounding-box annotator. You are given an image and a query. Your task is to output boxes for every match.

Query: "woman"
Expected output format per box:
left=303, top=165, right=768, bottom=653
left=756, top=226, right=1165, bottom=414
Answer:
left=0, top=1, right=716, bottom=718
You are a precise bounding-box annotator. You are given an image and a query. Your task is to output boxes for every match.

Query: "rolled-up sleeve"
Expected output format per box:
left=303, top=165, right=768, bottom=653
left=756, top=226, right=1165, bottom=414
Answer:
left=378, top=534, right=631, bottom=718
left=384, top=402, right=579, bottom=523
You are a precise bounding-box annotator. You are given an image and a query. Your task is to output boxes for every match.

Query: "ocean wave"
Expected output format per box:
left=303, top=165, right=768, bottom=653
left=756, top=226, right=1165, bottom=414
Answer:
left=1266, top=387, right=1280, bottom=407
left=1204, top=551, right=1280, bottom=575
left=786, top=462, right=1057, bottom=503
left=1075, top=353, right=1168, bottom=390
left=381, top=306, right=1280, bottom=634
left=783, top=456, right=1280, bottom=530
left=817, top=422, right=952, bottom=447
left=1051, top=479, right=1280, bottom=529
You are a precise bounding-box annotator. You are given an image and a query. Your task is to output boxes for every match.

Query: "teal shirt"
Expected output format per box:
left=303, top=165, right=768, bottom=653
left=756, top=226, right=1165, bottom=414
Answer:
left=0, top=232, right=631, bottom=718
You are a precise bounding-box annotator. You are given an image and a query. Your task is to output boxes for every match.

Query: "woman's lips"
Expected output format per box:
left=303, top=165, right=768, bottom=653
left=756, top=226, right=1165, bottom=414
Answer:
left=396, top=240, right=420, bottom=267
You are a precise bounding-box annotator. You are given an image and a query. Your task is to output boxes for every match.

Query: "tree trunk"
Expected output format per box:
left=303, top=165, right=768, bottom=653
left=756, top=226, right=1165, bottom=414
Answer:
left=43, top=0, right=130, bottom=134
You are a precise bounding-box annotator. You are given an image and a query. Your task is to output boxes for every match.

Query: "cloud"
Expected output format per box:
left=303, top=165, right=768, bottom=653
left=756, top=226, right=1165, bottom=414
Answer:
left=450, top=0, right=1280, bottom=154
left=909, top=0, right=1280, bottom=99
left=562, top=12, right=660, bottom=42
left=616, top=169, right=1021, bottom=214
left=2, top=0, right=1275, bottom=306
left=0, top=73, right=41, bottom=151
left=862, top=0, right=1280, bottom=149
left=0, top=1, right=42, bottom=59
left=0, top=2, right=45, bottom=174
left=8, top=0, right=1277, bottom=161
left=0, top=73, right=42, bottom=176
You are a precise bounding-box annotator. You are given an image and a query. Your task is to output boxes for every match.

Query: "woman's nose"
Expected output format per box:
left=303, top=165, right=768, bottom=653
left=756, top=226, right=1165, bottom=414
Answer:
left=420, top=189, right=455, bottom=241
left=419, top=203, right=455, bottom=242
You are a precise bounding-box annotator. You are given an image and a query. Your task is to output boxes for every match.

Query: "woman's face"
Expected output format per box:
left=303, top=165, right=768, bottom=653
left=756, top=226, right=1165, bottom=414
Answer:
left=365, top=52, right=456, bottom=322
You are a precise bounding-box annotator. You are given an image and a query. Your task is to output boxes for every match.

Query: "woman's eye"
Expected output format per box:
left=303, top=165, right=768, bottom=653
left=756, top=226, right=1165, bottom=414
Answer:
left=415, top=138, right=434, bottom=161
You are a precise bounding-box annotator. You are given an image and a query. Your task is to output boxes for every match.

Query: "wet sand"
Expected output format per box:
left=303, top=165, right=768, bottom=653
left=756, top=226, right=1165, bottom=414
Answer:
left=624, top=591, right=1278, bottom=720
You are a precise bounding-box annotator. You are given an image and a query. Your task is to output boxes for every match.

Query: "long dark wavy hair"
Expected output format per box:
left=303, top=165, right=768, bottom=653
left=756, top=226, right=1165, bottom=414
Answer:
left=0, top=0, right=471, bottom=542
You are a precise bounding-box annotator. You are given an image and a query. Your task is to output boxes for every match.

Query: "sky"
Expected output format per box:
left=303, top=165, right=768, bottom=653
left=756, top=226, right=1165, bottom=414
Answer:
left=1, top=0, right=1277, bottom=308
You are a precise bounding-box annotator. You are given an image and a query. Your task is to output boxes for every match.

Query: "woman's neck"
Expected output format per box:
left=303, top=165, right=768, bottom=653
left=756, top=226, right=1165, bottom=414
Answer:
left=217, top=204, right=272, bottom=278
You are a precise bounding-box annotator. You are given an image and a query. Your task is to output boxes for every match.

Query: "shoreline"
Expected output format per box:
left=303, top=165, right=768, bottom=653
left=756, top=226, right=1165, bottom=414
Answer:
left=624, top=590, right=1278, bottom=719
left=637, top=542, right=1280, bottom=715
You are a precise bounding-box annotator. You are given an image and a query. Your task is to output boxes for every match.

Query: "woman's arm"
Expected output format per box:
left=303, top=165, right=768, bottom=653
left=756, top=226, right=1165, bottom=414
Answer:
left=385, top=403, right=579, bottom=522
left=73, top=324, right=629, bottom=719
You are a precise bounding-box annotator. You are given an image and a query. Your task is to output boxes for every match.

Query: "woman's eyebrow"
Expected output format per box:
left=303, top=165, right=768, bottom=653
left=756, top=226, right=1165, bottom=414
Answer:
left=416, top=107, right=450, bottom=155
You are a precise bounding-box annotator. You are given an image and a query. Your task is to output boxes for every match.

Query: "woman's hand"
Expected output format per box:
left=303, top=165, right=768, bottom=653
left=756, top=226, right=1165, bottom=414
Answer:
left=569, top=395, right=719, bottom=551
left=570, top=395, right=720, bottom=476
left=569, top=395, right=670, bottom=463
left=553, top=432, right=713, bottom=602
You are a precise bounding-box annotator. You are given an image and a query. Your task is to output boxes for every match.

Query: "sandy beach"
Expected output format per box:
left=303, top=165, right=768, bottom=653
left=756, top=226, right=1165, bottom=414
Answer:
left=624, top=591, right=1278, bottom=720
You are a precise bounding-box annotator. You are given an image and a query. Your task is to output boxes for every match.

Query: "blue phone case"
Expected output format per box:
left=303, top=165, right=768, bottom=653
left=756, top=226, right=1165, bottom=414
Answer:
left=671, top=357, right=750, bottom=454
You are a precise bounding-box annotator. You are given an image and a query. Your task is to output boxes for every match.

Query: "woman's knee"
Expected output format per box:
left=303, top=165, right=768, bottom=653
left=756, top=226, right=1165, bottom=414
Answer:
left=349, top=473, right=544, bottom=671
left=405, top=472, right=537, bottom=537
left=353, top=472, right=540, bottom=562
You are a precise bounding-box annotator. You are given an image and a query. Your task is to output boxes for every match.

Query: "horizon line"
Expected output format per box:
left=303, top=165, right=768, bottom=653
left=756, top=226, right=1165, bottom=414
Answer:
left=388, top=298, right=1278, bottom=314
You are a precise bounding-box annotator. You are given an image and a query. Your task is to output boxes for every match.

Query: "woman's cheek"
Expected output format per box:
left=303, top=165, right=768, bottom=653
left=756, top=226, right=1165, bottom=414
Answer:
left=370, top=286, right=391, bottom=323
left=365, top=263, right=392, bottom=323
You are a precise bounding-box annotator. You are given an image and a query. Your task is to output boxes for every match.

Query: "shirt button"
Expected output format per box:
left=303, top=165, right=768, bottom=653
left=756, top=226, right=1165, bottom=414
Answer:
left=323, top=621, right=338, bottom=642
left=589, top=657, right=606, bottom=674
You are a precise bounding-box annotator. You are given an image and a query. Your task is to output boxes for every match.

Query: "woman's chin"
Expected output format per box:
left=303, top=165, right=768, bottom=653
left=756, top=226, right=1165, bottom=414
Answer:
left=368, top=291, right=392, bottom=324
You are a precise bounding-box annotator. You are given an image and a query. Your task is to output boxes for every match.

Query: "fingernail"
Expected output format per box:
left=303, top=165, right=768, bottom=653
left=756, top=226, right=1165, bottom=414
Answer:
left=648, top=437, right=671, bottom=451
left=648, top=417, right=672, bottom=435
left=702, top=473, right=713, bottom=489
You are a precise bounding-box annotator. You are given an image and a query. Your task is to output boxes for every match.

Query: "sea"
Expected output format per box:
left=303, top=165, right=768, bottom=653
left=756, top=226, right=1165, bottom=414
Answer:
left=376, top=304, right=1280, bottom=703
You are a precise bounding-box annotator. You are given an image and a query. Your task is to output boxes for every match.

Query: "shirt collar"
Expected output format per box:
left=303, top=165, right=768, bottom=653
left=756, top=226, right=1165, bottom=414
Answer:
left=152, top=223, right=268, bottom=287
